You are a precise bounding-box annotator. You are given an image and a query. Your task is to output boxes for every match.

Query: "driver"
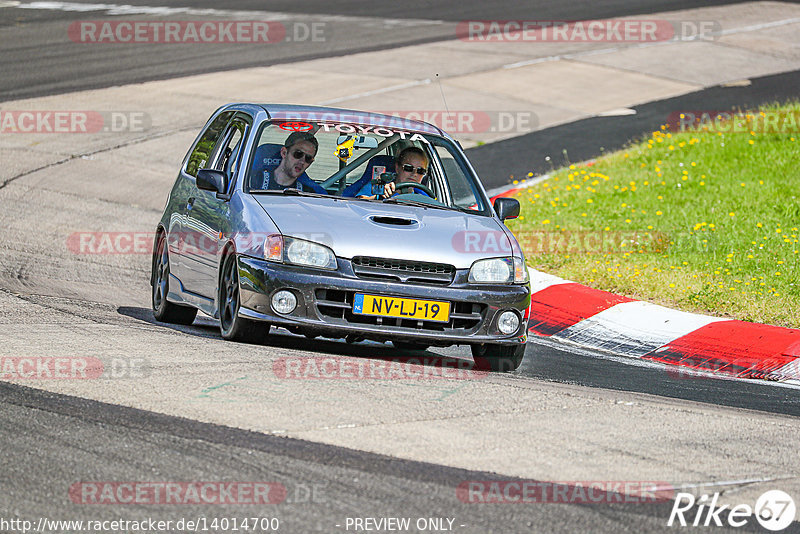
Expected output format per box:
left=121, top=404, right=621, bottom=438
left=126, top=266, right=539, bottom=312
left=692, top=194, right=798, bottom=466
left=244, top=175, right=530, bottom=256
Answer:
left=379, top=147, right=431, bottom=199
left=355, top=147, right=430, bottom=200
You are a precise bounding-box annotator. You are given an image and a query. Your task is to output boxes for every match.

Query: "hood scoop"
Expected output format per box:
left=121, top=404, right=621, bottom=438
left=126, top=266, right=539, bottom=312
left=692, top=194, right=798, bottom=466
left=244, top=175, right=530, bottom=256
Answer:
left=369, top=215, right=419, bottom=227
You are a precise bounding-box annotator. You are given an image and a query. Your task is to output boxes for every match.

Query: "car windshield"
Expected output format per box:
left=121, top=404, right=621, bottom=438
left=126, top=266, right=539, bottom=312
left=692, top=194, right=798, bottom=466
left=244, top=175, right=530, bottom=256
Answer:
left=245, top=119, right=490, bottom=215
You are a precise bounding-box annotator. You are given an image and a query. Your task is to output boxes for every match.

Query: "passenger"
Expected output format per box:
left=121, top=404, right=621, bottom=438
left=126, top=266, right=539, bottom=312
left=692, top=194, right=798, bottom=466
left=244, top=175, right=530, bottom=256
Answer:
left=257, top=131, right=326, bottom=193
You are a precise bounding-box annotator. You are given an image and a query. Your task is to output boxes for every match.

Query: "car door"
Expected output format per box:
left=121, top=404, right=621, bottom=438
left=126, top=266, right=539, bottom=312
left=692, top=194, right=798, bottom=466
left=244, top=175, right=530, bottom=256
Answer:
left=183, top=113, right=251, bottom=298
left=169, top=110, right=234, bottom=289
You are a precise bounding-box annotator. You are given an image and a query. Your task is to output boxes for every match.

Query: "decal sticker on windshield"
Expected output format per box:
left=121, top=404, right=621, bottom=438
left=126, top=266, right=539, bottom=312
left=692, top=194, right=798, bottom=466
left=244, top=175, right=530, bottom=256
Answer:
left=317, top=123, right=428, bottom=142
left=279, top=121, right=313, bottom=132
left=335, top=136, right=355, bottom=162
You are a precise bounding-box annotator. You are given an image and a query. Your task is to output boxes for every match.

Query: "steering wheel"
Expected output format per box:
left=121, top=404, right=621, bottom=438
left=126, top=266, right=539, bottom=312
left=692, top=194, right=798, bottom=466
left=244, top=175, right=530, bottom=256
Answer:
left=393, top=181, right=435, bottom=197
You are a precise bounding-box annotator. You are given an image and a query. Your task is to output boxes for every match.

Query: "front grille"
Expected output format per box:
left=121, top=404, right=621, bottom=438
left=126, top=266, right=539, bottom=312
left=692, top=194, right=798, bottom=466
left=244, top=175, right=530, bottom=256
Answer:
left=315, top=289, right=484, bottom=333
left=351, top=256, right=455, bottom=285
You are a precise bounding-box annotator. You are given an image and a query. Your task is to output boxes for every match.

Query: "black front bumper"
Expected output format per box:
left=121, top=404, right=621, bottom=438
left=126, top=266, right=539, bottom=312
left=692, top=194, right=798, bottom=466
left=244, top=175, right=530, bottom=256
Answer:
left=236, top=255, right=530, bottom=346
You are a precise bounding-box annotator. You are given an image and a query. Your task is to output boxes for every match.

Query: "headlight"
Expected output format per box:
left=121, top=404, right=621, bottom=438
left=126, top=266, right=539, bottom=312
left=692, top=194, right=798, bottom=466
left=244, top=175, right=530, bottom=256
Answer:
left=469, top=257, right=512, bottom=283
left=285, top=237, right=337, bottom=270
left=263, top=235, right=337, bottom=270
left=469, top=257, right=528, bottom=284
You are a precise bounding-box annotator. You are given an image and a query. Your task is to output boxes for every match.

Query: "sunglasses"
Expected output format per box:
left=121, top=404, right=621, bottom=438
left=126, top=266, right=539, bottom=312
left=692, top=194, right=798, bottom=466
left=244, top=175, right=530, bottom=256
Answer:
left=401, top=163, right=427, bottom=176
left=291, top=149, right=315, bottom=164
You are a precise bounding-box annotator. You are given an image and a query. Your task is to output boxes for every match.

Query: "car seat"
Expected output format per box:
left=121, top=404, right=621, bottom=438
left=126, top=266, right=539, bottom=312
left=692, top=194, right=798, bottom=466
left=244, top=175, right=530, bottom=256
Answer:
left=341, top=154, right=395, bottom=197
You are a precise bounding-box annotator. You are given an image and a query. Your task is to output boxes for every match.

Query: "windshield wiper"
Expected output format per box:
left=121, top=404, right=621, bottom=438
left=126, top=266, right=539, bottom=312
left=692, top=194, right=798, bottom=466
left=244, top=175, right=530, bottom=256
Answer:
left=381, top=197, right=461, bottom=212
left=250, top=188, right=329, bottom=198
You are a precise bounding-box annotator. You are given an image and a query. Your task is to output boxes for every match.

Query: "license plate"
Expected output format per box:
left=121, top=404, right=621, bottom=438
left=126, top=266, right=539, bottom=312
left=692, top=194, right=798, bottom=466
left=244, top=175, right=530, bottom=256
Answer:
left=353, top=294, right=450, bottom=322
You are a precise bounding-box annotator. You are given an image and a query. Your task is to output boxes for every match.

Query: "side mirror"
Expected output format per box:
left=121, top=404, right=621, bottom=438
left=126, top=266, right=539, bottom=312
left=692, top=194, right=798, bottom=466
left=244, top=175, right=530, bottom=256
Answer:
left=196, top=169, right=226, bottom=194
left=493, top=197, right=520, bottom=221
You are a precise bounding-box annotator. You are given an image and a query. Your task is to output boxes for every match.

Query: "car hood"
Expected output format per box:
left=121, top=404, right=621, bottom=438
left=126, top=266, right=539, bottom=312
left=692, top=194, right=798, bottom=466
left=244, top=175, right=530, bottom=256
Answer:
left=253, top=195, right=514, bottom=269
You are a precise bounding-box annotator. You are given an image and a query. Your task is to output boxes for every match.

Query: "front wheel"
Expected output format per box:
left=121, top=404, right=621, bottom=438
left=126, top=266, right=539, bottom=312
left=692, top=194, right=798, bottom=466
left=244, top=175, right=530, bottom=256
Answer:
left=219, top=252, right=269, bottom=344
left=152, top=233, right=197, bottom=325
left=471, top=343, right=525, bottom=372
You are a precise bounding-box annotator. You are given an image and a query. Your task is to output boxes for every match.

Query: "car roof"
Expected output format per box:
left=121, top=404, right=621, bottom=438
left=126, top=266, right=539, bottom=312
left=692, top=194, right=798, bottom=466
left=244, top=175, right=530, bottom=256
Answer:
left=254, top=103, right=446, bottom=137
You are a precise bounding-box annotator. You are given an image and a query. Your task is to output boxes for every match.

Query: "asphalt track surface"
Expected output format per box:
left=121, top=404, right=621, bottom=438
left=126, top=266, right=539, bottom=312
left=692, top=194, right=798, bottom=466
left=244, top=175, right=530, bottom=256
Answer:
left=1, top=0, right=752, bottom=101
left=0, top=383, right=708, bottom=533
left=1, top=2, right=799, bottom=533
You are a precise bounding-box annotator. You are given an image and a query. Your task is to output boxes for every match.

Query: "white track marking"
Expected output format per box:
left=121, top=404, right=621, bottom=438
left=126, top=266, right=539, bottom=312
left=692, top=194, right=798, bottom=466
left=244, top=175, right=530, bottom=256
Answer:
left=501, top=16, right=800, bottom=70
left=527, top=267, right=571, bottom=294
left=318, top=79, right=432, bottom=106
left=553, top=300, right=726, bottom=358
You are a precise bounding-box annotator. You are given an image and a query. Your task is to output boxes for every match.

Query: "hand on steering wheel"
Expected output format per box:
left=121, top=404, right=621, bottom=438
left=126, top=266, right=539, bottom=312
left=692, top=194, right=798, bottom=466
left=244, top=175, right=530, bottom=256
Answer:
left=392, top=181, right=435, bottom=197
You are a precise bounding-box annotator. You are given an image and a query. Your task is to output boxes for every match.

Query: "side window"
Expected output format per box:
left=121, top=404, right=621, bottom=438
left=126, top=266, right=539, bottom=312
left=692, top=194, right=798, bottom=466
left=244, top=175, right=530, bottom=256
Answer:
left=213, top=120, right=247, bottom=177
left=185, top=111, right=234, bottom=177
left=433, top=144, right=484, bottom=211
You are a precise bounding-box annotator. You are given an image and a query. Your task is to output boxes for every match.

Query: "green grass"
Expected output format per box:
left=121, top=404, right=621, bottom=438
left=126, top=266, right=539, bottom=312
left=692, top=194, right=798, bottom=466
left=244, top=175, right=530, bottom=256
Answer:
left=506, top=102, right=800, bottom=327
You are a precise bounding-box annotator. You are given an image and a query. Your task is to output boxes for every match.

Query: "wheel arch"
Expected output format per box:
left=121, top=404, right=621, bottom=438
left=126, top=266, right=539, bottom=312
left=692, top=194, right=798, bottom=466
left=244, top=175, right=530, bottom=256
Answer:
left=150, top=225, right=167, bottom=288
left=215, top=240, right=238, bottom=318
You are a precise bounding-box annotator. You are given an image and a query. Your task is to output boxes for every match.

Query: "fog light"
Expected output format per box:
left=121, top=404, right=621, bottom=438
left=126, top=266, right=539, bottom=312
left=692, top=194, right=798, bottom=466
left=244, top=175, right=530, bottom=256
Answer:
left=271, top=290, right=297, bottom=314
left=497, top=311, right=520, bottom=334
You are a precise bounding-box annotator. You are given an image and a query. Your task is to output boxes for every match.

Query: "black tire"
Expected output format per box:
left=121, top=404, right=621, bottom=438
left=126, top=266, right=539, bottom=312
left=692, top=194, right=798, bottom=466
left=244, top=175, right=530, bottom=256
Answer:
left=152, top=233, right=198, bottom=325
left=219, top=252, right=269, bottom=344
left=471, top=343, right=526, bottom=372
left=392, top=340, right=430, bottom=352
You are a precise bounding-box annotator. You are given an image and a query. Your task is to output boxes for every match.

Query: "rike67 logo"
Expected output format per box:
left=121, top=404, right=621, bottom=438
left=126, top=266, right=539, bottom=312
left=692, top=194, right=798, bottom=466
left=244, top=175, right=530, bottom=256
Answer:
left=668, top=490, right=796, bottom=531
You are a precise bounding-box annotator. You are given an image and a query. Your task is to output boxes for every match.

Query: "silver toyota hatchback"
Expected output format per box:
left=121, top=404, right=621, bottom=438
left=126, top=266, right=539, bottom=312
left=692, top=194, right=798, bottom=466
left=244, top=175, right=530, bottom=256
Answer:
left=151, top=104, right=530, bottom=371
